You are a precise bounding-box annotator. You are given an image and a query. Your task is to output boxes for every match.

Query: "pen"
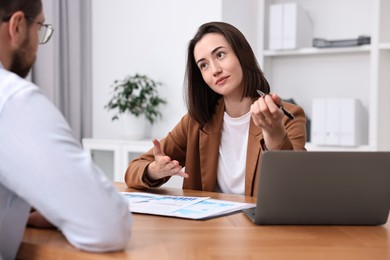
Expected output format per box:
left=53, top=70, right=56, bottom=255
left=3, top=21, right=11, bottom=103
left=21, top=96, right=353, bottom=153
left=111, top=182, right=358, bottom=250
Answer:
left=256, top=90, right=295, bottom=120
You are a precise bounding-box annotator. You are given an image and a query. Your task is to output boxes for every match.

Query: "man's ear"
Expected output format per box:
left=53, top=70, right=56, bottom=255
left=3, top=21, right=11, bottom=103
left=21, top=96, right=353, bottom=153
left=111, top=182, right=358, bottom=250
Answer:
left=7, top=11, right=27, bottom=48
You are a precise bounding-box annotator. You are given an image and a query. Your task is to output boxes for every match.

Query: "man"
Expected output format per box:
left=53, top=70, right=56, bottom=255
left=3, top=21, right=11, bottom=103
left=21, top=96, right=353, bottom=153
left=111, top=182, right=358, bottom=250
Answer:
left=0, top=1, right=131, bottom=259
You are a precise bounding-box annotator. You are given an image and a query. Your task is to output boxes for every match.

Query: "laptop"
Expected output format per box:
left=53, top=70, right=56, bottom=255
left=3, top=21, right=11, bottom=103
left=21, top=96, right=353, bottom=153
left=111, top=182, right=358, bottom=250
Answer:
left=243, top=151, right=390, bottom=225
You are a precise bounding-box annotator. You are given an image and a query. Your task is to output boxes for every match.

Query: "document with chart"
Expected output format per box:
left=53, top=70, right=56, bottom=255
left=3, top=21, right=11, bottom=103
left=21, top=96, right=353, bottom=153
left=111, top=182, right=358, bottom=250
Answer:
left=121, top=192, right=255, bottom=220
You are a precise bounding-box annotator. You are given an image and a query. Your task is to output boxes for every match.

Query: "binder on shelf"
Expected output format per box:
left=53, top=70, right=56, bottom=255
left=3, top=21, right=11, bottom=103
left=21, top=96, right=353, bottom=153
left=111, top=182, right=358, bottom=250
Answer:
left=269, top=4, right=283, bottom=50
left=268, top=3, right=313, bottom=50
left=339, top=99, right=367, bottom=146
left=311, top=98, right=367, bottom=147
left=311, top=99, right=326, bottom=145
left=282, top=3, right=313, bottom=50
left=325, top=99, right=340, bottom=146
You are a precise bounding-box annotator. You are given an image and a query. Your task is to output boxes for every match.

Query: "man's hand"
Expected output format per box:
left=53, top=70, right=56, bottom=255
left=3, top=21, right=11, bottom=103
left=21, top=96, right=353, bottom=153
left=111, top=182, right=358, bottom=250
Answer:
left=28, top=209, right=55, bottom=229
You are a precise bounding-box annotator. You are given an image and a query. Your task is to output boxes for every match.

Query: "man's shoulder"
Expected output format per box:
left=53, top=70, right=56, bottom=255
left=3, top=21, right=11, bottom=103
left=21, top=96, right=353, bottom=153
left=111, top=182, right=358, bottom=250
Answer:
left=0, top=67, right=23, bottom=84
left=0, top=67, right=34, bottom=88
left=0, top=68, right=38, bottom=105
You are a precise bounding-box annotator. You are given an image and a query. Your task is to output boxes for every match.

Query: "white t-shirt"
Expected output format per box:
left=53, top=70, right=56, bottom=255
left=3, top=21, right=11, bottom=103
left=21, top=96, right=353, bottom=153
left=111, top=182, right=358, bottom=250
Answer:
left=216, top=111, right=250, bottom=195
left=0, top=66, right=132, bottom=259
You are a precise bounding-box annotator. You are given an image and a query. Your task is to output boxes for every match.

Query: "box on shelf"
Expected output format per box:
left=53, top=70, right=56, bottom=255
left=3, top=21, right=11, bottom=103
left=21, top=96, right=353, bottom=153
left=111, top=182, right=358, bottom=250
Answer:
left=311, top=98, right=367, bottom=147
left=268, top=3, right=313, bottom=50
left=313, top=36, right=371, bottom=48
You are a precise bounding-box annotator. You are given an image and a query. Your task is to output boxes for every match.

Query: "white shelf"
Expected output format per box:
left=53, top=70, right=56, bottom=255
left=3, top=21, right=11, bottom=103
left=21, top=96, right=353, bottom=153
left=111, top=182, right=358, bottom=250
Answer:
left=306, top=142, right=374, bottom=152
left=263, top=45, right=371, bottom=57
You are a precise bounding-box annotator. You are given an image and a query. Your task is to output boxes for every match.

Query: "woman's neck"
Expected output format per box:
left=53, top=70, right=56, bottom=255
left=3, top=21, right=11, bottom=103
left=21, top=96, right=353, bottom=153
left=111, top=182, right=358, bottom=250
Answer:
left=224, top=96, right=253, bottom=118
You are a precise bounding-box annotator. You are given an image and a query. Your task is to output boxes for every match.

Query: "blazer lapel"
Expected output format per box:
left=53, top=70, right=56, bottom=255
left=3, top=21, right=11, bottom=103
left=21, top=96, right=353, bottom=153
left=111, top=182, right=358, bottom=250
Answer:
left=245, top=119, right=263, bottom=196
left=199, top=100, right=224, bottom=191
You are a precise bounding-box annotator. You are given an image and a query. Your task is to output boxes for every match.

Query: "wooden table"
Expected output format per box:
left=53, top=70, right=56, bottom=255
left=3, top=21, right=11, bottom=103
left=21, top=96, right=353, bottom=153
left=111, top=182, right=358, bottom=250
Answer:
left=17, top=182, right=390, bottom=259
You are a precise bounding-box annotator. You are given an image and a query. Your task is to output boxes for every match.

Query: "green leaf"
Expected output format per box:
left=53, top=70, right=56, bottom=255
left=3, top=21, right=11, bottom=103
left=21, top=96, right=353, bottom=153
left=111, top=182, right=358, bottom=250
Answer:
left=104, top=73, right=167, bottom=124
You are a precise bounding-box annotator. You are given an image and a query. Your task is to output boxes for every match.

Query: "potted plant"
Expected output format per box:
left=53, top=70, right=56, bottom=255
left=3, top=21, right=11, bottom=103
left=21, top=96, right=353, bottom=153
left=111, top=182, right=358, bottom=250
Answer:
left=105, top=73, right=167, bottom=139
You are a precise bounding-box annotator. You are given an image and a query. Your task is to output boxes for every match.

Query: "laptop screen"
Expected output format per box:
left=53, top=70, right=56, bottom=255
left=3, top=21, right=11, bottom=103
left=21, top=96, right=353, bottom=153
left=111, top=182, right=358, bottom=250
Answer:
left=245, top=151, right=390, bottom=225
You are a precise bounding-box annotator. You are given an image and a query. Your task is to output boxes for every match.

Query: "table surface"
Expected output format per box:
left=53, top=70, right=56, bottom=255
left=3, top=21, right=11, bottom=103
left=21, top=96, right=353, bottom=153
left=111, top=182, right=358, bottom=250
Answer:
left=17, top=182, right=390, bottom=259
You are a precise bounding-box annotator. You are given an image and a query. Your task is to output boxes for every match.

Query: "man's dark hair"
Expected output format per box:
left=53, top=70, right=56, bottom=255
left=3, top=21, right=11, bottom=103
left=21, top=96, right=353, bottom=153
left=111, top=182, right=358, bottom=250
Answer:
left=184, top=21, right=270, bottom=126
left=0, top=0, right=42, bottom=23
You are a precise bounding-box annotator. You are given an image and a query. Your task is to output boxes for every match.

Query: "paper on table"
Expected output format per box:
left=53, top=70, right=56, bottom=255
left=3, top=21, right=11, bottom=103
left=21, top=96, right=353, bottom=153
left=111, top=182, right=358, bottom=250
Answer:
left=121, top=192, right=209, bottom=215
left=121, top=192, right=255, bottom=220
left=172, top=198, right=255, bottom=219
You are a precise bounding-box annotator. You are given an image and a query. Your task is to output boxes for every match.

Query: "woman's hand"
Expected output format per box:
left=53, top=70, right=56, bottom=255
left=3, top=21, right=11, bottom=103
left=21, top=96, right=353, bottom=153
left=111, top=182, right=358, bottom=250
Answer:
left=146, top=139, right=189, bottom=181
left=250, top=93, right=287, bottom=149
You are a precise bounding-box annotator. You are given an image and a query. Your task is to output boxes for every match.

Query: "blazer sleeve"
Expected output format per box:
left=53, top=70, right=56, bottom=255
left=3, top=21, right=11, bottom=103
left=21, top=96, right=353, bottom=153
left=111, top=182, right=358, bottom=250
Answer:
left=124, top=114, right=191, bottom=189
left=263, top=102, right=307, bottom=151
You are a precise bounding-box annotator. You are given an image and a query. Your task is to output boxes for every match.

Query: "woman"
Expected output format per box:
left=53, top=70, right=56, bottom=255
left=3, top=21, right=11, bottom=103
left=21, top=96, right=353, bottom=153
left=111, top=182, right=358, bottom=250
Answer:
left=125, top=21, right=306, bottom=196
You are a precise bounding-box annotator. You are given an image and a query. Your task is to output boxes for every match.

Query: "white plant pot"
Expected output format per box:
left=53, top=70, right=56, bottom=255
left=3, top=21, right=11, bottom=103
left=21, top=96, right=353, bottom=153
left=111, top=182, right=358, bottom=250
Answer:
left=121, top=114, right=151, bottom=140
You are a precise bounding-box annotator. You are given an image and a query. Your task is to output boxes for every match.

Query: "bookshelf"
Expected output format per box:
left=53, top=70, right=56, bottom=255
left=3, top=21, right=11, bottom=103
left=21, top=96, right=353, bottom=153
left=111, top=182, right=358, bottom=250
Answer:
left=263, top=45, right=371, bottom=57
left=257, top=0, right=390, bottom=151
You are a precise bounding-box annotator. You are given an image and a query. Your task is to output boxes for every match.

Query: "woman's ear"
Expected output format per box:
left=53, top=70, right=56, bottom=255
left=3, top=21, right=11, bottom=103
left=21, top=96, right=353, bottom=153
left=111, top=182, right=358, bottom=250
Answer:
left=7, top=11, right=27, bottom=48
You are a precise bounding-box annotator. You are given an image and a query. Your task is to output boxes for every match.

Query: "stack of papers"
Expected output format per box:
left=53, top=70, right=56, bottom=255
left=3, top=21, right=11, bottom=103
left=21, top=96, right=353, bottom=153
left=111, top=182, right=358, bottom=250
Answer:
left=121, top=192, right=255, bottom=220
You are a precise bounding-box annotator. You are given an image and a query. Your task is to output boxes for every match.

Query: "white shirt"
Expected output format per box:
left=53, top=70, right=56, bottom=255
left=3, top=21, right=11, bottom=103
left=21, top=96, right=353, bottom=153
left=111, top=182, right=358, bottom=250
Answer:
left=216, top=111, right=250, bottom=195
left=0, top=66, right=132, bottom=259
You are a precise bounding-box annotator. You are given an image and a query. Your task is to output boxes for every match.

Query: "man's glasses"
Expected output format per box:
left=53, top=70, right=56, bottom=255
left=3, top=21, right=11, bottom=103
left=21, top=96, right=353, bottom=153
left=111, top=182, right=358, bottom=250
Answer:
left=1, top=14, right=54, bottom=44
left=25, top=16, right=54, bottom=44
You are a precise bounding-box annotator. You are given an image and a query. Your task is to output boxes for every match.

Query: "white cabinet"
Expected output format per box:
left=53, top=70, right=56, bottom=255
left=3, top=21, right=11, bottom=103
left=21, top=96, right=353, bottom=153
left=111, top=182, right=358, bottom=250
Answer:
left=82, top=139, right=152, bottom=181
left=82, top=138, right=184, bottom=188
left=257, top=0, right=390, bottom=151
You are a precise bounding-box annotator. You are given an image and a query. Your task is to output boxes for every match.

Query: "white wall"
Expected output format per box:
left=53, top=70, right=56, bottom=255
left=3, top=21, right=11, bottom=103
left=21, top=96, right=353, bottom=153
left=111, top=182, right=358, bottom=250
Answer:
left=222, top=0, right=259, bottom=52
left=91, top=0, right=259, bottom=140
left=92, top=0, right=222, bottom=140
